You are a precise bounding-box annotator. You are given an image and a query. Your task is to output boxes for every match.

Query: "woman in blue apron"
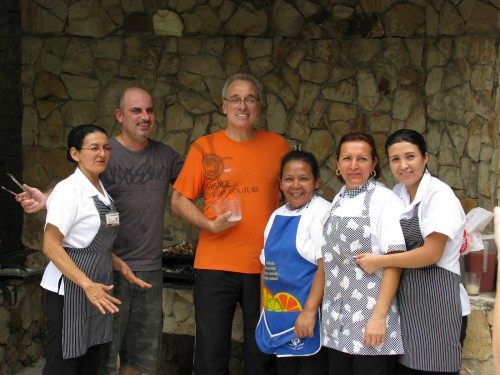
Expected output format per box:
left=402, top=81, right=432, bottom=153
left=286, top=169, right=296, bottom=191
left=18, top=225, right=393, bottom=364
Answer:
left=40, top=125, right=151, bottom=375
left=355, top=129, right=467, bottom=375
left=322, top=132, right=406, bottom=375
left=256, top=149, right=329, bottom=375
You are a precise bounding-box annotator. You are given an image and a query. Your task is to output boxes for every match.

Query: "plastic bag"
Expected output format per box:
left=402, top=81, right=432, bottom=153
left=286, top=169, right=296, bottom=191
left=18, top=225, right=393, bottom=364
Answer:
left=463, top=207, right=494, bottom=254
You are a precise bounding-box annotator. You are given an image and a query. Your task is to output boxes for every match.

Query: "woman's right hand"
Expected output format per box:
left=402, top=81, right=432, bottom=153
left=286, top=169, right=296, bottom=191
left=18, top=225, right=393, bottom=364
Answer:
left=83, top=282, right=121, bottom=315
left=364, top=313, right=386, bottom=347
left=294, top=309, right=316, bottom=338
left=15, top=184, right=47, bottom=213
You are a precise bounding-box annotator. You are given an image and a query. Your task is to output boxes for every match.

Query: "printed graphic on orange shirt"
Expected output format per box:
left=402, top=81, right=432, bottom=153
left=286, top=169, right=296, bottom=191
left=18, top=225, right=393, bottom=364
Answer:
left=202, top=147, right=262, bottom=199
left=202, top=153, right=224, bottom=180
left=262, top=286, right=302, bottom=312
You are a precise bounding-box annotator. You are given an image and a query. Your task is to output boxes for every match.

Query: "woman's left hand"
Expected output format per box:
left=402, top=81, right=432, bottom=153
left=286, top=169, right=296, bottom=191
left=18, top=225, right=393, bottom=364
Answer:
left=364, top=314, right=386, bottom=347
left=354, top=253, right=382, bottom=274
left=294, top=309, right=316, bottom=338
left=83, top=282, right=121, bottom=315
left=120, top=262, right=153, bottom=289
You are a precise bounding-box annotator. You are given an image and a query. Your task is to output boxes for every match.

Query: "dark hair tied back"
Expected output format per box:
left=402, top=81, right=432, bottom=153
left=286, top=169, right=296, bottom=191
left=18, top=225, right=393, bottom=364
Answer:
left=384, top=128, right=427, bottom=157
left=66, top=124, right=108, bottom=162
left=335, top=131, right=381, bottom=183
left=280, top=149, right=320, bottom=181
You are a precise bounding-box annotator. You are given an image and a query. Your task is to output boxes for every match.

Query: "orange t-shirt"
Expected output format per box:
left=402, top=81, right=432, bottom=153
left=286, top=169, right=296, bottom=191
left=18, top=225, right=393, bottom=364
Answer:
left=173, top=130, right=290, bottom=274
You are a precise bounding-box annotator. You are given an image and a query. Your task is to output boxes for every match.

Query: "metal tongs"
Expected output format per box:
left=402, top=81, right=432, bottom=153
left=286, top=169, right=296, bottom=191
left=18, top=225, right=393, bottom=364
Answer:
left=1, top=173, right=32, bottom=199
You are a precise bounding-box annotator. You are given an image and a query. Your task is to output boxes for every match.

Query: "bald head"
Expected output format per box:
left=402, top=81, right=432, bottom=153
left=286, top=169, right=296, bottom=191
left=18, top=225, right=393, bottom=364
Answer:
left=117, top=87, right=153, bottom=112
left=114, top=87, right=156, bottom=148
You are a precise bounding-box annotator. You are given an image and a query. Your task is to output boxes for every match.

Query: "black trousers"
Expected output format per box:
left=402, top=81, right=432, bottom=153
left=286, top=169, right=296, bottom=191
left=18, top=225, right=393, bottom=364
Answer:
left=193, top=269, right=276, bottom=375
left=43, top=290, right=102, bottom=375
left=460, top=315, right=468, bottom=348
left=327, top=347, right=396, bottom=375
left=395, top=363, right=458, bottom=375
left=276, top=346, right=329, bottom=375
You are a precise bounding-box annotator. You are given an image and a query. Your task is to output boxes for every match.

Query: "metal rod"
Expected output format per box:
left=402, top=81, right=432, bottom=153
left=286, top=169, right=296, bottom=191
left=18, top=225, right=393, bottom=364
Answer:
left=1, top=186, right=18, bottom=196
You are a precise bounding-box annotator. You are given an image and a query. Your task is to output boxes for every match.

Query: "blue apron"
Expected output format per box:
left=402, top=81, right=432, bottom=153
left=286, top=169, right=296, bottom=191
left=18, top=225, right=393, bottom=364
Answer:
left=255, top=214, right=321, bottom=356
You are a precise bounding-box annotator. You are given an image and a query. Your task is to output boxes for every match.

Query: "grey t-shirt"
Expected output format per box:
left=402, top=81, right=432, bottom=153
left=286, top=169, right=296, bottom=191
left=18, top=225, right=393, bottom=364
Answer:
left=101, top=137, right=184, bottom=271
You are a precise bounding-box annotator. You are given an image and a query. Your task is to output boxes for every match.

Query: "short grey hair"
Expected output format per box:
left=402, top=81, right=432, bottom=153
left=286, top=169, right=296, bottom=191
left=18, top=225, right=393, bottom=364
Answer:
left=221, top=73, right=263, bottom=101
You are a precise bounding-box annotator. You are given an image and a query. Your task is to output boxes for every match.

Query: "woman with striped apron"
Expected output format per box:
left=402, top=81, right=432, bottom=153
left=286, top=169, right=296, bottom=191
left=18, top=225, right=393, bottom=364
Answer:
left=355, top=129, right=466, bottom=374
left=40, top=125, right=150, bottom=375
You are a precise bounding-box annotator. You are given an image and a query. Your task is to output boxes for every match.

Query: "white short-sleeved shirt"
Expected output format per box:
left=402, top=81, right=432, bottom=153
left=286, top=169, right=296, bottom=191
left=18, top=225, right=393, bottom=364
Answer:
left=393, top=171, right=465, bottom=275
left=330, top=182, right=406, bottom=270
left=260, top=196, right=331, bottom=265
left=40, top=168, right=112, bottom=295
left=321, top=180, right=406, bottom=355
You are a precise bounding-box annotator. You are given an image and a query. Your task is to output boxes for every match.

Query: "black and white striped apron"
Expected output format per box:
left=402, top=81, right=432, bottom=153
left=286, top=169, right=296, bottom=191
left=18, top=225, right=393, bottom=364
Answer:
left=398, top=203, right=462, bottom=372
left=61, top=196, right=118, bottom=359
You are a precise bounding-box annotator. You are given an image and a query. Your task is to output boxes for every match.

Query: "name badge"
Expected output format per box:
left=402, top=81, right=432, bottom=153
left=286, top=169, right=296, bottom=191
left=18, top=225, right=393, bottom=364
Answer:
left=106, top=212, right=120, bottom=227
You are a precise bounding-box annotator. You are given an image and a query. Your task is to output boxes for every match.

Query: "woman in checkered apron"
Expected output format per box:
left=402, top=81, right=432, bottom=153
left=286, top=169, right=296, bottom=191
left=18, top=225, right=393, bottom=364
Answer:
left=321, top=132, right=406, bottom=375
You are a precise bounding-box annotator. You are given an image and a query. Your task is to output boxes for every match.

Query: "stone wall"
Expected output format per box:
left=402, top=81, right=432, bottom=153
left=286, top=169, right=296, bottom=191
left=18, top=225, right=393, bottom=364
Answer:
left=16, top=1, right=500, bottom=373
left=0, top=283, right=495, bottom=375
left=0, top=278, right=46, bottom=375
left=462, top=294, right=496, bottom=374
left=18, top=0, right=500, bottom=248
left=162, top=287, right=498, bottom=375
left=162, top=288, right=245, bottom=373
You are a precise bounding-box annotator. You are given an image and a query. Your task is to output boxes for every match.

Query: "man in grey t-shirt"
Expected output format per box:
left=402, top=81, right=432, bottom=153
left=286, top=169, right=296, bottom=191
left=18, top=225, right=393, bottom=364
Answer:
left=18, top=87, right=183, bottom=375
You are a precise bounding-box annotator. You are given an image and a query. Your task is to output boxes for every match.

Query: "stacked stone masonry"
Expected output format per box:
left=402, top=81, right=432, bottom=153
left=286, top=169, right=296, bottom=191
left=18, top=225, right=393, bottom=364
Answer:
left=0, top=278, right=46, bottom=375
left=14, top=0, right=500, bottom=374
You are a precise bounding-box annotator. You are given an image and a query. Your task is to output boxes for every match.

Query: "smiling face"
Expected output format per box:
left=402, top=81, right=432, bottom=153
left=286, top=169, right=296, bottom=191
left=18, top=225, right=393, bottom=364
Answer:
left=71, top=131, right=111, bottom=179
left=337, top=140, right=378, bottom=190
left=280, top=160, right=319, bottom=210
left=222, top=79, right=261, bottom=131
left=387, top=141, right=429, bottom=197
left=115, top=87, right=155, bottom=147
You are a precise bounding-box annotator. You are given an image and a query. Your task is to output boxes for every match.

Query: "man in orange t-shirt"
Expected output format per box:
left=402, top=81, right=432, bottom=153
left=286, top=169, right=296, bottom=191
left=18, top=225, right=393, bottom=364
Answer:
left=172, top=73, right=290, bottom=375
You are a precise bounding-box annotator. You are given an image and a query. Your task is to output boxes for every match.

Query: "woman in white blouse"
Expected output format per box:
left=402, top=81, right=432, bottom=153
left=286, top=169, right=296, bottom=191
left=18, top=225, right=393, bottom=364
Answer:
left=355, top=129, right=466, bottom=375
left=321, top=132, right=406, bottom=375
left=255, top=149, right=329, bottom=374
left=41, top=124, right=150, bottom=375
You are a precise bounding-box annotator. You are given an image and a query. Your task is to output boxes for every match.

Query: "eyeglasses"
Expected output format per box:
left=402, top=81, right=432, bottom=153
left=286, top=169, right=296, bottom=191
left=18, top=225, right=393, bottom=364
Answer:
left=80, top=146, right=113, bottom=154
left=223, top=97, right=259, bottom=106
